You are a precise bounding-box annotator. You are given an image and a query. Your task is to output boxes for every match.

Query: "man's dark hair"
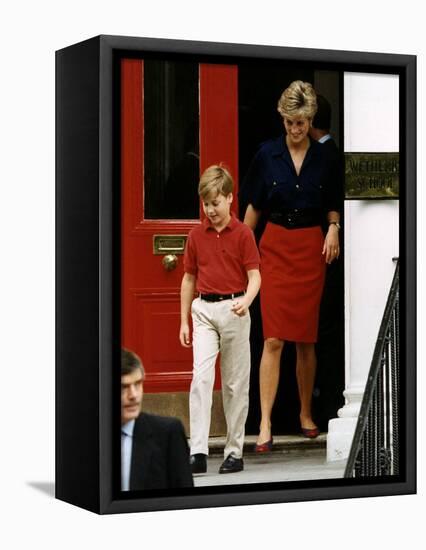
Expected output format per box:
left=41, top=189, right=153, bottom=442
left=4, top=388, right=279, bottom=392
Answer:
left=312, top=94, right=332, bottom=131
left=121, top=348, right=145, bottom=378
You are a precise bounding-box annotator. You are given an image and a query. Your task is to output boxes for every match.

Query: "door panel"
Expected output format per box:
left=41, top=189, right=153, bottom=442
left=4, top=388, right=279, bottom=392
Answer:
left=121, top=58, right=239, bottom=394
left=199, top=63, right=239, bottom=212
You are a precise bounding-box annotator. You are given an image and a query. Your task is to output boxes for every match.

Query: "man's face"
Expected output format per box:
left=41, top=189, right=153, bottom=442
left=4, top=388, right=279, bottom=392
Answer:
left=121, top=369, right=144, bottom=424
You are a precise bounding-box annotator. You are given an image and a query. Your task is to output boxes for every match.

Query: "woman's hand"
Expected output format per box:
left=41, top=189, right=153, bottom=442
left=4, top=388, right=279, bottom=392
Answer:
left=322, top=224, right=340, bottom=264
left=243, top=204, right=261, bottom=230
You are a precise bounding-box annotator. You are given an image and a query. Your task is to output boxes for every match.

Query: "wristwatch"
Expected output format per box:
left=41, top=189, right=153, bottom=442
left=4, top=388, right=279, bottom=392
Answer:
left=329, top=221, right=341, bottom=230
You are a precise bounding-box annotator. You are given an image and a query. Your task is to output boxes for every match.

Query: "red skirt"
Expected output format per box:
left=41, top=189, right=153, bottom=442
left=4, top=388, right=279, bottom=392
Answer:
left=259, top=222, right=326, bottom=343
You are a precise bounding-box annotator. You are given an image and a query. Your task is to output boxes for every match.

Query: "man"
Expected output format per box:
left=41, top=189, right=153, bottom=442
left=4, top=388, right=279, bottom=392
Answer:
left=309, top=93, right=343, bottom=194
left=121, top=348, right=193, bottom=490
left=309, top=94, right=345, bottom=431
left=309, top=93, right=344, bottom=229
left=309, top=94, right=338, bottom=149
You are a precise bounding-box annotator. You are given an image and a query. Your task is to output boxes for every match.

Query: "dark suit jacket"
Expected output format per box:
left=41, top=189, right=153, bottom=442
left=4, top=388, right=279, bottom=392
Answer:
left=319, top=137, right=344, bottom=227
left=321, top=138, right=343, bottom=200
left=129, top=412, right=193, bottom=490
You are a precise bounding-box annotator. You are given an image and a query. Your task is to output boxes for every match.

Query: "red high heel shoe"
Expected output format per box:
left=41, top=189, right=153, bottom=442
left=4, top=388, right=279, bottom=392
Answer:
left=255, top=437, right=273, bottom=453
left=301, top=427, right=320, bottom=439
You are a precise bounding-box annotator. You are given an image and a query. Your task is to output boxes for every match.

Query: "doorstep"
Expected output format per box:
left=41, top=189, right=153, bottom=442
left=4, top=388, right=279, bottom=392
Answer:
left=207, top=433, right=327, bottom=456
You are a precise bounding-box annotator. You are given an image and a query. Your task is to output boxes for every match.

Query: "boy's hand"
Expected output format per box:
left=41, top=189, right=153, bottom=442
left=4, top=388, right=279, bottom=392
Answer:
left=179, top=322, right=192, bottom=347
left=231, top=297, right=250, bottom=317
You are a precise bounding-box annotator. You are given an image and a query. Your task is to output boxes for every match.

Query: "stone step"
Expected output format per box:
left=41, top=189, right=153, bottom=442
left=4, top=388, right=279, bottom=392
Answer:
left=207, top=433, right=327, bottom=456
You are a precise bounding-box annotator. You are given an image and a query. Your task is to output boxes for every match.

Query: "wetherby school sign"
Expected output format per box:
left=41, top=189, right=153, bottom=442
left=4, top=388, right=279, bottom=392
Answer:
left=345, top=153, right=399, bottom=199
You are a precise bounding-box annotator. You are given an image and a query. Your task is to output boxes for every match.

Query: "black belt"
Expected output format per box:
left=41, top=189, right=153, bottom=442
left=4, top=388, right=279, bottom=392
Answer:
left=199, top=291, right=245, bottom=302
left=269, top=209, right=322, bottom=229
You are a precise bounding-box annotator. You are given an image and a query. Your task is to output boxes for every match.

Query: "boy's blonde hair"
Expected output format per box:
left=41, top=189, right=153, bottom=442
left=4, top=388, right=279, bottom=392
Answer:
left=277, top=80, right=317, bottom=121
left=198, top=165, right=234, bottom=199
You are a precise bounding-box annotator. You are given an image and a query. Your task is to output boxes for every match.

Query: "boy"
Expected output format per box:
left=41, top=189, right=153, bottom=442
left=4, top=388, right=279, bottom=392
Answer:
left=179, top=165, right=261, bottom=474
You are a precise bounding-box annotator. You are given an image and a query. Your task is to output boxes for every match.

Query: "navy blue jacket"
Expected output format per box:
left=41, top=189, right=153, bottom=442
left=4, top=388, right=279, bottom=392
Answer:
left=240, top=135, right=341, bottom=215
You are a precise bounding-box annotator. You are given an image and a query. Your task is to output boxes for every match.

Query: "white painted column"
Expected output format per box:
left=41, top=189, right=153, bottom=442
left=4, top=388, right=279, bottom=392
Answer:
left=327, top=73, right=399, bottom=462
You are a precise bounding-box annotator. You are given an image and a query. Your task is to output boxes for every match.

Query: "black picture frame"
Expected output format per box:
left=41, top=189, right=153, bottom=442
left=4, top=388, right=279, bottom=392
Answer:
left=56, top=35, right=416, bottom=514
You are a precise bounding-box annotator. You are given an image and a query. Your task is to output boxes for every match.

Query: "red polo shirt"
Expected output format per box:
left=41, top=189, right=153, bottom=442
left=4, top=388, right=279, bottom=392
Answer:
left=184, top=214, right=260, bottom=294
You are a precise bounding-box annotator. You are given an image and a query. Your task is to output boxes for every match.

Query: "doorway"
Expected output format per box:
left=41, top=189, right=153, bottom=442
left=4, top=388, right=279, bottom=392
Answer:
left=238, top=61, right=345, bottom=434
left=121, top=56, right=345, bottom=436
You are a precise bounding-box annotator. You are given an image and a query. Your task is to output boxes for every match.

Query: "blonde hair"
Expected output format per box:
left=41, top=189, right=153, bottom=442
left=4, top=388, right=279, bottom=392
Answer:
left=277, top=80, right=317, bottom=120
left=198, top=165, right=234, bottom=199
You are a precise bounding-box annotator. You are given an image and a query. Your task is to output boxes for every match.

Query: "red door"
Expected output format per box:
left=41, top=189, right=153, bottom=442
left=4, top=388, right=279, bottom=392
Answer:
left=121, top=58, right=239, bottom=395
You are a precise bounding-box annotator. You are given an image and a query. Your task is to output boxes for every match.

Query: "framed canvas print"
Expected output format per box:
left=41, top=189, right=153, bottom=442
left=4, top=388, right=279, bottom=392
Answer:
left=56, top=35, right=416, bottom=514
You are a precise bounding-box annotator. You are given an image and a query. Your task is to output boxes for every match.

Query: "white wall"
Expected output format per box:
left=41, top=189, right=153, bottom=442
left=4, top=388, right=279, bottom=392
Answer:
left=344, top=73, right=399, bottom=152
left=344, top=73, right=399, bottom=392
left=345, top=201, right=399, bottom=388
left=327, top=73, right=400, bottom=461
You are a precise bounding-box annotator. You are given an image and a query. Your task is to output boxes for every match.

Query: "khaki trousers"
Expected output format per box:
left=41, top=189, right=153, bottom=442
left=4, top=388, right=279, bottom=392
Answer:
left=189, top=297, right=251, bottom=459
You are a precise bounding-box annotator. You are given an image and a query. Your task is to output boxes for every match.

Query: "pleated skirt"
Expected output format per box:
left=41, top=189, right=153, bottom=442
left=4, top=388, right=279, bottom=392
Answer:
left=259, top=222, right=326, bottom=343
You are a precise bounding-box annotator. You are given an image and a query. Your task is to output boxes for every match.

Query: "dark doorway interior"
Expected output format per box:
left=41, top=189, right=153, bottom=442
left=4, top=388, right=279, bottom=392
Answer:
left=238, top=61, right=345, bottom=434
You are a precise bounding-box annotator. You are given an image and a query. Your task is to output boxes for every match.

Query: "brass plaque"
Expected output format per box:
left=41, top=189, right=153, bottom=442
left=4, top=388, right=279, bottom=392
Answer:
left=345, top=153, right=399, bottom=199
left=153, top=234, right=187, bottom=255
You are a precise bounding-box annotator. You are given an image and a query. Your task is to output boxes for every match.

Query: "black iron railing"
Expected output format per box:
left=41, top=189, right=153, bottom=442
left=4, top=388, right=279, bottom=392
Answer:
left=344, top=259, right=400, bottom=477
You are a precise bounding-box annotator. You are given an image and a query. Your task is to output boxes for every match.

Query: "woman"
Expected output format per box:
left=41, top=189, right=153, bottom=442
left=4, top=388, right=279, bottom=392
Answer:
left=242, top=80, right=341, bottom=449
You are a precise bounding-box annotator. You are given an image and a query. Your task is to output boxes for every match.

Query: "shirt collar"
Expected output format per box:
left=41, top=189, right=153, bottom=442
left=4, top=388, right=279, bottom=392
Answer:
left=270, top=134, right=319, bottom=156
left=121, top=419, right=136, bottom=437
left=203, top=212, right=238, bottom=232
left=271, top=134, right=319, bottom=168
left=318, top=134, right=332, bottom=144
left=270, top=134, right=287, bottom=157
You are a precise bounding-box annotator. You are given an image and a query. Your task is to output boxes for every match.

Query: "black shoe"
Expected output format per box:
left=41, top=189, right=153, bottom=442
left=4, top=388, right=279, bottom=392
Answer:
left=190, top=453, right=207, bottom=474
left=219, top=454, right=244, bottom=474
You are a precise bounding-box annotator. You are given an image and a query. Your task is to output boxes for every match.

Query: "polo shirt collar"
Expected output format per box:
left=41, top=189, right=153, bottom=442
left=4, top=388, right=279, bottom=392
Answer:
left=203, top=212, right=238, bottom=232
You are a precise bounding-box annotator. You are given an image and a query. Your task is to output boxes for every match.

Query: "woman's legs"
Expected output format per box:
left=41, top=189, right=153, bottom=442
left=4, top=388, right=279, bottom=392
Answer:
left=295, top=342, right=318, bottom=430
left=257, top=338, right=284, bottom=445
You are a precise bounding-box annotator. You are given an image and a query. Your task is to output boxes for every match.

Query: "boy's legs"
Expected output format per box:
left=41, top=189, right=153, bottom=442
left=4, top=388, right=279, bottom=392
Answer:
left=189, top=298, right=220, bottom=456
left=219, top=305, right=251, bottom=459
